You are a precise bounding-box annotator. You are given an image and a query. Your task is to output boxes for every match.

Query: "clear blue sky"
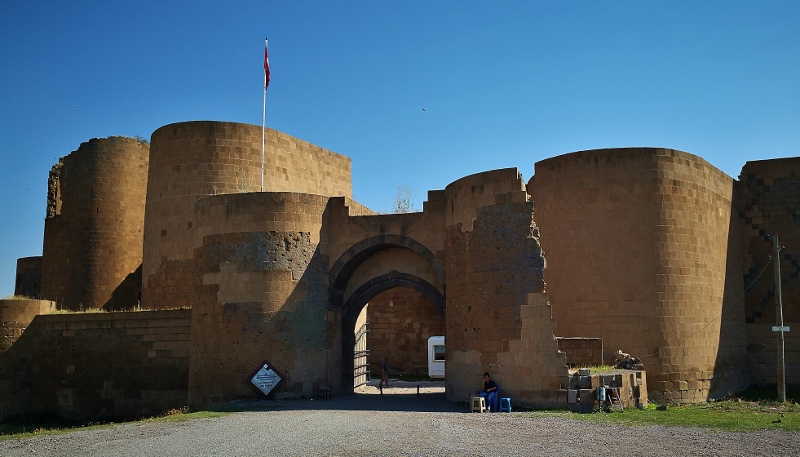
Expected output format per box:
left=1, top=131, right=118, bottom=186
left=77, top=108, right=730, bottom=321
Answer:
left=1, top=1, right=798, bottom=297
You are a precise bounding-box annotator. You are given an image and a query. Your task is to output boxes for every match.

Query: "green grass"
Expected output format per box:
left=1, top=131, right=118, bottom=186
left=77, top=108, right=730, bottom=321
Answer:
left=3, top=389, right=798, bottom=439
left=524, top=389, right=800, bottom=432
left=569, top=364, right=616, bottom=375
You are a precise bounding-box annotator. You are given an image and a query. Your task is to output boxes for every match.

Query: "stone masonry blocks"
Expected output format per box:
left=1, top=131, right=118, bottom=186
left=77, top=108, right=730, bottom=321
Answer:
left=529, top=148, right=750, bottom=403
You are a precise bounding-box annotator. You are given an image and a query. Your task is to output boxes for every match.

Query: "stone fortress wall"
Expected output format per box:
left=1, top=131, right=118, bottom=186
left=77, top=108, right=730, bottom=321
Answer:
left=528, top=148, right=750, bottom=402
left=40, top=137, right=149, bottom=311
left=143, top=121, right=353, bottom=310
left=189, top=192, right=335, bottom=407
left=737, top=158, right=800, bottom=387
left=3, top=119, right=798, bottom=420
left=0, top=309, right=190, bottom=421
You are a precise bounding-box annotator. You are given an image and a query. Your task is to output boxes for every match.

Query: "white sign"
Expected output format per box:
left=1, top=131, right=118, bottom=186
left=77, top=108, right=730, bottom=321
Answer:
left=251, top=363, right=282, bottom=396
left=772, top=326, right=790, bottom=332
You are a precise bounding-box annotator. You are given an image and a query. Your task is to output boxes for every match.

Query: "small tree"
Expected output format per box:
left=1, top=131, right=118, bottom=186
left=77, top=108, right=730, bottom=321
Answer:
left=392, top=186, right=417, bottom=213
left=235, top=166, right=254, bottom=193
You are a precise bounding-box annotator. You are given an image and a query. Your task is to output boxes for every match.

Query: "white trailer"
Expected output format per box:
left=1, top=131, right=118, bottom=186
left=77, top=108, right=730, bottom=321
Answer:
left=427, top=336, right=445, bottom=379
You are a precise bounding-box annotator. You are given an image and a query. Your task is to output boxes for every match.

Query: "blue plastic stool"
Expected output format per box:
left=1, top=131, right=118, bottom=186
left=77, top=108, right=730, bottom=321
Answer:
left=499, top=397, right=512, bottom=412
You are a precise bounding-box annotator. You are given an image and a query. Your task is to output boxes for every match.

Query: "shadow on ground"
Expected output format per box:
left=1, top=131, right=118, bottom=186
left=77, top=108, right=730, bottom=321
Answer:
left=208, top=380, right=467, bottom=414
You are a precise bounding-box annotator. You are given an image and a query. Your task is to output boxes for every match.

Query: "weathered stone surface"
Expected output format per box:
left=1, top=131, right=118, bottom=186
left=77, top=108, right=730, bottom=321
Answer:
left=40, top=137, right=148, bottom=311
left=8, top=121, right=799, bottom=420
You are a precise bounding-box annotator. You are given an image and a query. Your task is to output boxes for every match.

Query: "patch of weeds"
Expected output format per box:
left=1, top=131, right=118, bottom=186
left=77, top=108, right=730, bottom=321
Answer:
left=143, top=408, right=229, bottom=423
left=0, top=407, right=231, bottom=440
left=0, top=412, right=109, bottom=440
left=568, top=364, right=616, bottom=375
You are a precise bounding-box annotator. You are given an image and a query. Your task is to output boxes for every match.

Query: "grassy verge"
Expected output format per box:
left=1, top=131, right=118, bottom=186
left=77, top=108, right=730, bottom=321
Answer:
left=524, top=388, right=800, bottom=432
left=0, top=408, right=229, bottom=441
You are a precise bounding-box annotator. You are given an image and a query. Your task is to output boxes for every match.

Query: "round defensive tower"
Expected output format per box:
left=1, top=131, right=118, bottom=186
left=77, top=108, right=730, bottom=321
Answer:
left=188, top=192, right=333, bottom=408
left=528, top=147, right=749, bottom=403
left=142, top=121, right=352, bottom=310
left=40, top=137, right=149, bottom=310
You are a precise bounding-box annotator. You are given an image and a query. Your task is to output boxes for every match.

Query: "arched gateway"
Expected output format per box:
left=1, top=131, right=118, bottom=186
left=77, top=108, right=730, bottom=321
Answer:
left=329, top=234, right=446, bottom=391
left=187, top=168, right=572, bottom=410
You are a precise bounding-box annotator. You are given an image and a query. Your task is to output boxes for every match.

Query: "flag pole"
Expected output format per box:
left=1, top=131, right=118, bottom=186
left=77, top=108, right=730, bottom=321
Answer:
left=261, top=79, right=266, bottom=192
left=261, top=37, right=270, bottom=192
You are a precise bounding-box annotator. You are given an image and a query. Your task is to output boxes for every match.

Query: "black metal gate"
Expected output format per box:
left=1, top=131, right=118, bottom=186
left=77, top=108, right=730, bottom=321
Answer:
left=353, top=321, right=370, bottom=388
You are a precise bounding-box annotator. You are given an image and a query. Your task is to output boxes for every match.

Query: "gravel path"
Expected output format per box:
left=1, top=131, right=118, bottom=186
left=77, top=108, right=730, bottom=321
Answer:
left=1, top=381, right=797, bottom=457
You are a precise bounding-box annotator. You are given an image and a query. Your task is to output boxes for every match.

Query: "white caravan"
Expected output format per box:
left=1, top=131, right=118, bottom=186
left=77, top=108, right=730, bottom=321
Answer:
left=427, top=336, right=445, bottom=379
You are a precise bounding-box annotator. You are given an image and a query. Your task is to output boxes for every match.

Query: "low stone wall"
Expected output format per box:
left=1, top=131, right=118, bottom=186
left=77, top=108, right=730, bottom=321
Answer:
left=0, top=299, right=55, bottom=354
left=561, top=369, right=648, bottom=412
left=556, top=337, right=603, bottom=366
left=0, top=309, right=190, bottom=422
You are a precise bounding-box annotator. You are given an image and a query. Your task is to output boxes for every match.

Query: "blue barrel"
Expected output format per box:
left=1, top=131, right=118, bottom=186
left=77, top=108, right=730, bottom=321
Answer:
left=596, top=386, right=606, bottom=401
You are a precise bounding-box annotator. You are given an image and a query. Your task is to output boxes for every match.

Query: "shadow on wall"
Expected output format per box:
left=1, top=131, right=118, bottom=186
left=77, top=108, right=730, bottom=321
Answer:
left=0, top=310, right=191, bottom=423
left=104, top=264, right=143, bottom=311
left=188, top=210, right=335, bottom=408
left=711, top=188, right=750, bottom=399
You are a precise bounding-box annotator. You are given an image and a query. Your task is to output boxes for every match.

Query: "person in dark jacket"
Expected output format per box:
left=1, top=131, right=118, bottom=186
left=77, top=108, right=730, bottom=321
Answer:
left=480, top=372, right=500, bottom=412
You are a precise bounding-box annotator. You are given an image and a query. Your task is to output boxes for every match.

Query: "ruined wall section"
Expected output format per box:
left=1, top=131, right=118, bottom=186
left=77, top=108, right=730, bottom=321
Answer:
left=0, top=310, right=189, bottom=422
left=189, top=192, right=333, bottom=408
left=738, top=158, right=800, bottom=387
left=443, top=168, right=568, bottom=407
left=143, top=121, right=352, bottom=310
left=40, top=137, right=149, bottom=310
left=529, top=148, right=749, bottom=403
left=14, top=256, right=42, bottom=298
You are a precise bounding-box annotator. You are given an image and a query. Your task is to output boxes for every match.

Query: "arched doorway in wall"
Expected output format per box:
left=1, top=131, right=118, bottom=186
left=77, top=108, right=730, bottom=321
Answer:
left=330, top=234, right=446, bottom=394
left=342, top=273, right=445, bottom=393
left=365, top=286, right=444, bottom=382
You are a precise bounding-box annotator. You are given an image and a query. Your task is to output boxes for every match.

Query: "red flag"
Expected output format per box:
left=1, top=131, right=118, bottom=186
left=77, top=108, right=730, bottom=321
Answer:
left=264, top=38, right=270, bottom=89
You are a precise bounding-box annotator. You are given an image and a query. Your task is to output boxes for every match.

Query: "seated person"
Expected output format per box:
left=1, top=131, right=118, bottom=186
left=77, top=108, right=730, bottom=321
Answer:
left=479, top=372, right=500, bottom=412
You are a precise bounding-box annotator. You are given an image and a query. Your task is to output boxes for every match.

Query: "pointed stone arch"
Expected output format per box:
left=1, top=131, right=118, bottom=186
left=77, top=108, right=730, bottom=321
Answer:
left=329, top=233, right=445, bottom=310
left=330, top=234, right=446, bottom=392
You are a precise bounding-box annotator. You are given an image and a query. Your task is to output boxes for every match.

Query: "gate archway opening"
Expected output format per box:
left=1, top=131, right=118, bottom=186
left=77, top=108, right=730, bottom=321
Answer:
left=330, top=234, right=446, bottom=394
left=342, top=273, right=445, bottom=394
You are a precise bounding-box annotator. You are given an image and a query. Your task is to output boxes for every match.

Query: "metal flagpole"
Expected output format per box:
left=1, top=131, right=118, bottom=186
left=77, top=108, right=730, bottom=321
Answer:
left=261, top=79, right=266, bottom=192
left=261, top=37, right=269, bottom=192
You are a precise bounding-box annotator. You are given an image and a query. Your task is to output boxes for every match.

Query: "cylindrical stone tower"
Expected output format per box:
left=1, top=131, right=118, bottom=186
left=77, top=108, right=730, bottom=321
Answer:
left=15, top=256, right=42, bottom=298
left=142, top=121, right=352, bottom=309
left=528, top=147, right=749, bottom=403
left=40, top=137, right=149, bottom=310
left=188, top=192, right=333, bottom=408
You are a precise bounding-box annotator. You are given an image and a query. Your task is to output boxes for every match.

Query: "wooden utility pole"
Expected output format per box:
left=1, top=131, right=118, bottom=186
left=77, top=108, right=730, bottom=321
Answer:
left=773, top=234, right=786, bottom=403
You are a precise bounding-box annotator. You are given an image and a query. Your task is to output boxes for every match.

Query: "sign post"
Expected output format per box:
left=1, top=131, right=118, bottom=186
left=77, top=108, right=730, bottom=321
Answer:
left=250, top=361, right=283, bottom=398
left=772, top=234, right=786, bottom=403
